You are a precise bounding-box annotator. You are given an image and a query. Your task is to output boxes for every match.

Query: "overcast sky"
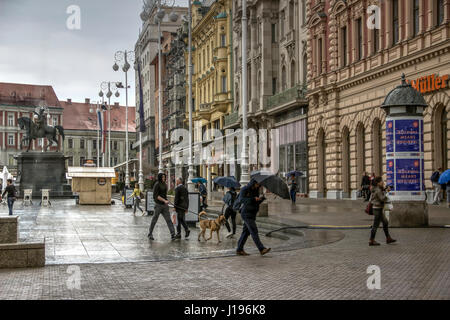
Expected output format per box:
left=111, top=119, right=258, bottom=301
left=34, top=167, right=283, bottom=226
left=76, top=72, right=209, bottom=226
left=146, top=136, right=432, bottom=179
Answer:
left=0, top=0, right=188, bottom=106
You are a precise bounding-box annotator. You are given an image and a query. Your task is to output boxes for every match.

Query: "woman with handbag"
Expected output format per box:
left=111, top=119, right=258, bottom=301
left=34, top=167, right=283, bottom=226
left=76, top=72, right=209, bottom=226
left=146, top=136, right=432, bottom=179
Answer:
left=369, top=177, right=396, bottom=246
left=1, top=179, right=17, bottom=216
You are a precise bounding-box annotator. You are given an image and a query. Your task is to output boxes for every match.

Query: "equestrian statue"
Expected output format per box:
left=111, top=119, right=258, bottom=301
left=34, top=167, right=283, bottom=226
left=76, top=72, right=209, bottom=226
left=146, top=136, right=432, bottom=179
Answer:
left=17, top=106, right=65, bottom=152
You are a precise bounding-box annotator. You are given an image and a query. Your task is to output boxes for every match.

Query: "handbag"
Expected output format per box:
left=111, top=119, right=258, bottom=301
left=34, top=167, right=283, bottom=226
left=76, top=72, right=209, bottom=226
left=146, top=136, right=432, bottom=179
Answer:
left=365, top=202, right=373, bottom=215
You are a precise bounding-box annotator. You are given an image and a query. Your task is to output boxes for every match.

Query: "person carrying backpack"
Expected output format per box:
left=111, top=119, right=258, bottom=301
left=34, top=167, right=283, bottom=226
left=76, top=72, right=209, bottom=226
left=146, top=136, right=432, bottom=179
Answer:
left=430, top=168, right=442, bottom=205
left=222, top=187, right=237, bottom=238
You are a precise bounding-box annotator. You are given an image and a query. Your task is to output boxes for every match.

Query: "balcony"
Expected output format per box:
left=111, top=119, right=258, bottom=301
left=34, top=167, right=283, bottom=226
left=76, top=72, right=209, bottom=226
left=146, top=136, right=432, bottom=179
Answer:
left=264, top=84, right=307, bottom=114
left=224, top=111, right=239, bottom=128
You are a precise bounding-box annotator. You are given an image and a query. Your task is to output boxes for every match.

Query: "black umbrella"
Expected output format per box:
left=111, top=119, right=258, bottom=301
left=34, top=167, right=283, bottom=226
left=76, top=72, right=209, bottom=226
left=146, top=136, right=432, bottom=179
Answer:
left=251, top=174, right=290, bottom=200
left=213, top=176, right=241, bottom=188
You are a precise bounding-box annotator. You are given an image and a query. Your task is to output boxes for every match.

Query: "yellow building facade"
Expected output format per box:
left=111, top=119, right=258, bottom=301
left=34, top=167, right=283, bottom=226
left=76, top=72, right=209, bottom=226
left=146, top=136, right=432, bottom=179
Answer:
left=188, top=0, right=233, bottom=183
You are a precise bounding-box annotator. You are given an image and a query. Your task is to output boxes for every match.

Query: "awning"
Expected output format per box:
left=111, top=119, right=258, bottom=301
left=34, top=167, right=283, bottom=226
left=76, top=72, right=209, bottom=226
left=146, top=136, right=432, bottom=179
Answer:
left=67, top=167, right=116, bottom=178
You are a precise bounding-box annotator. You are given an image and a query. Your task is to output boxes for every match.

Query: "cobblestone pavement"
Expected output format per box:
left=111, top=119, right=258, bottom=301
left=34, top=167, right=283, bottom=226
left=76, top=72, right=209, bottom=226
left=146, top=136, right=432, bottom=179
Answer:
left=0, top=227, right=449, bottom=299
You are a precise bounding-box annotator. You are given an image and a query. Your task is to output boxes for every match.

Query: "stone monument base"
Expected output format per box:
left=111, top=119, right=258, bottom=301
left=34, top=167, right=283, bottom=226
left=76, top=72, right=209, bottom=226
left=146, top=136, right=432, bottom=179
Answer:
left=388, top=201, right=428, bottom=227
left=14, top=152, right=72, bottom=198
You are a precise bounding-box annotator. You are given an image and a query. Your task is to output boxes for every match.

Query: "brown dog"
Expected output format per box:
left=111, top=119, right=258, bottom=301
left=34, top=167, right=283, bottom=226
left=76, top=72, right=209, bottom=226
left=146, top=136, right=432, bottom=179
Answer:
left=198, top=211, right=226, bottom=243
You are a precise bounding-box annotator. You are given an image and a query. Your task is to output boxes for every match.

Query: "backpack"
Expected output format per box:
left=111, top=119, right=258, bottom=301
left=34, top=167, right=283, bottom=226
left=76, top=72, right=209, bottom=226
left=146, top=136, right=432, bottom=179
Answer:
left=430, top=171, right=440, bottom=183
left=223, top=191, right=236, bottom=208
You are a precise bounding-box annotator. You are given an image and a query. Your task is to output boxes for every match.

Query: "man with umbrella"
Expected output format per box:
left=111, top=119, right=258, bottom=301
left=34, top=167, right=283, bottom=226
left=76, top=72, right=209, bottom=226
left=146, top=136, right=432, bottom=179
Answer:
left=214, top=176, right=241, bottom=238
left=236, top=179, right=271, bottom=256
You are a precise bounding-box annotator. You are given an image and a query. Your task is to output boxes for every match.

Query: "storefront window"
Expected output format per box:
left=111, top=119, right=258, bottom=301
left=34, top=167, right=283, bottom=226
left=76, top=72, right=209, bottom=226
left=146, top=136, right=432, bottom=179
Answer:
left=287, top=144, right=294, bottom=171
left=279, top=146, right=286, bottom=173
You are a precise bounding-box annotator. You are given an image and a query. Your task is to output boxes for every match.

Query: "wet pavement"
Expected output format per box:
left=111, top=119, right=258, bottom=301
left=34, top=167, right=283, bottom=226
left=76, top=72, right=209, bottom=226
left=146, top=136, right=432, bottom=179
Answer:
left=0, top=199, right=344, bottom=265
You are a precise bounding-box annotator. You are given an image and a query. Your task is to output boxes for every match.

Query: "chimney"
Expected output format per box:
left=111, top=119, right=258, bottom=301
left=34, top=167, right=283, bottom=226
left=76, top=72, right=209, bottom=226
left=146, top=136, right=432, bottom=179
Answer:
left=67, top=98, right=72, bottom=104
left=85, top=98, right=90, bottom=104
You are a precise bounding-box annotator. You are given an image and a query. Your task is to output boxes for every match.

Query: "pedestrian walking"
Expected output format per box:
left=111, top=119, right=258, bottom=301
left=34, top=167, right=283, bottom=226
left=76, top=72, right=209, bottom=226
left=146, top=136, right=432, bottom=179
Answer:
left=174, top=177, right=190, bottom=239
left=222, top=187, right=237, bottom=238
left=361, top=172, right=371, bottom=201
left=1, top=179, right=17, bottom=216
left=236, top=179, right=271, bottom=256
left=148, top=173, right=176, bottom=241
left=289, top=174, right=297, bottom=204
left=198, top=181, right=208, bottom=210
left=128, top=184, right=144, bottom=215
left=430, top=168, right=442, bottom=205
left=369, top=176, right=396, bottom=246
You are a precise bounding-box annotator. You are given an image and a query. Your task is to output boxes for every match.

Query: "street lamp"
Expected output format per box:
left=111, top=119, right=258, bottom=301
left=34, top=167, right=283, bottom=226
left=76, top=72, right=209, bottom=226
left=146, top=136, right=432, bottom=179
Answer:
left=113, top=50, right=135, bottom=188
left=99, top=81, right=120, bottom=167
left=240, top=0, right=250, bottom=185
left=186, top=1, right=195, bottom=192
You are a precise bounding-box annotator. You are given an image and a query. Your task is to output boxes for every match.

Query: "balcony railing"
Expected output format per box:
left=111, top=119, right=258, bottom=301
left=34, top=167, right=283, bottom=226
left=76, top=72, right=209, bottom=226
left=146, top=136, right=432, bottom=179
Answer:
left=264, top=84, right=307, bottom=112
left=224, top=111, right=239, bottom=127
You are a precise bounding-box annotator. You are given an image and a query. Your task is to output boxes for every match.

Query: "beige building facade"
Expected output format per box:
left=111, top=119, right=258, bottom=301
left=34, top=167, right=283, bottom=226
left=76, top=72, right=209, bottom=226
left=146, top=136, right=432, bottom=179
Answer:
left=306, top=0, right=450, bottom=199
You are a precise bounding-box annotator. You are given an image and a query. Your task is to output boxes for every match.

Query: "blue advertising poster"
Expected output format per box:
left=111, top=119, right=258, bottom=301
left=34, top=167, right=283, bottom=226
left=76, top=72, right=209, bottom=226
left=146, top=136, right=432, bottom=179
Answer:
left=386, top=120, right=394, bottom=153
left=395, top=159, right=421, bottom=191
left=386, top=159, right=395, bottom=189
left=395, top=119, right=421, bottom=152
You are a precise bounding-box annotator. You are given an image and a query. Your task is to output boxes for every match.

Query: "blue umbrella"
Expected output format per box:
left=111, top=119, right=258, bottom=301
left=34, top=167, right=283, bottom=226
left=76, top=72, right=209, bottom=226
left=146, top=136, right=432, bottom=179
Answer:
left=438, top=169, right=450, bottom=184
left=285, top=170, right=304, bottom=178
left=192, top=177, right=207, bottom=184
left=213, top=176, right=241, bottom=188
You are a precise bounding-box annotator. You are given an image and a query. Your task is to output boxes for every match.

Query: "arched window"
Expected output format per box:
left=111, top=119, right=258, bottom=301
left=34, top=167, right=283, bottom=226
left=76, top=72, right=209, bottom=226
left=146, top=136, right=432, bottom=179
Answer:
left=290, top=60, right=296, bottom=88
left=372, top=119, right=382, bottom=176
left=235, top=82, right=239, bottom=110
left=317, top=128, right=326, bottom=197
left=282, top=65, right=287, bottom=91
left=356, top=122, right=366, bottom=182
left=434, top=104, right=449, bottom=170
left=302, top=54, right=307, bottom=83
left=289, top=1, right=295, bottom=29
left=341, top=126, right=351, bottom=197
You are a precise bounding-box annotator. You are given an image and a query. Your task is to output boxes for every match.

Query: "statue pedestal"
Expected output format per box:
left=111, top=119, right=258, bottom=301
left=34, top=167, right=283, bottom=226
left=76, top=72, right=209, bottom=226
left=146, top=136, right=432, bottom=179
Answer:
left=14, top=152, right=72, bottom=198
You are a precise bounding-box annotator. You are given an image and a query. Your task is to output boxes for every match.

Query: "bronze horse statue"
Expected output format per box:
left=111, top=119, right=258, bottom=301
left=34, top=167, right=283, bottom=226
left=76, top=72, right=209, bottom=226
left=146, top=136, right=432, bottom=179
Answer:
left=17, top=116, right=65, bottom=152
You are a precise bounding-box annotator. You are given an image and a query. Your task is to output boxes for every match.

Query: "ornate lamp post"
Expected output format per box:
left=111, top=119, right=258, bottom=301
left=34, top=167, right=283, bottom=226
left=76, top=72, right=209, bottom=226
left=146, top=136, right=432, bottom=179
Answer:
left=113, top=50, right=135, bottom=187
left=381, top=74, right=429, bottom=227
left=240, top=0, right=250, bottom=185
left=99, top=81, right=120, bottom=167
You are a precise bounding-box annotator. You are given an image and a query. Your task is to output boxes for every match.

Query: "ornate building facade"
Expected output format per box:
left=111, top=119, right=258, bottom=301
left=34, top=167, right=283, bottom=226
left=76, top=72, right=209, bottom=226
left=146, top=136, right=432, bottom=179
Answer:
left=306, top=0, right=450, bottom=199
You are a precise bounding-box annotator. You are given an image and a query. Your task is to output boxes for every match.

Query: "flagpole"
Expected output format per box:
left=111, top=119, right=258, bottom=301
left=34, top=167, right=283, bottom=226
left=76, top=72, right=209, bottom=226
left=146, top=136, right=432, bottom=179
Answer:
left=137, top=61, right=146, bottom=192
left=97, top=102, right=100, bottom=168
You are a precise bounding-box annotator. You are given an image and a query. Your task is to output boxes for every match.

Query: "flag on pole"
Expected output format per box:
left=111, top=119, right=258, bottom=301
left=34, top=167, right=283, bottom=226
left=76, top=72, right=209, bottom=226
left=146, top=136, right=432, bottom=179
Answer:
left=137, top=61, right=146, bottom=133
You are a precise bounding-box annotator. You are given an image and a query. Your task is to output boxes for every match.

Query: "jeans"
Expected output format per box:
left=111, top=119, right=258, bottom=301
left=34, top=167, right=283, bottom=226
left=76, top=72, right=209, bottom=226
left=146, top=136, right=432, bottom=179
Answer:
left=237, top=212, right=265, bottom=252
left=148, top=203, right=175, bottom=237
left=133, top=198, right=143, bottom=214
left=290, top=189, right=296, bottom=203
left=370, top=208, right=390, bottom=240
left=7, top=197, right=15, bottom=216
left=224, top=207, right=236, bottom=234
left=433, top=183, right=442, bottom=203
left=176, top=209, right=189, bottom=235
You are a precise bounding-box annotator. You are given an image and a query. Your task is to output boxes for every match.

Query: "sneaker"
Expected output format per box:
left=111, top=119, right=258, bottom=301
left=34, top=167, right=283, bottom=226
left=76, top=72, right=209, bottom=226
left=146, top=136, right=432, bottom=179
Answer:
left=260, top=248, right=271, bottom=255
left=171, top=235, right=177, bottom=241
left=226, top=232, right=234, bottom=239
left=236, top=250, right=250, bottom=256
left=185, top=230, right=190, bottom=239
left=174, top=234, right=182, bottom=240
left=148, top=235, right=154, bottom=240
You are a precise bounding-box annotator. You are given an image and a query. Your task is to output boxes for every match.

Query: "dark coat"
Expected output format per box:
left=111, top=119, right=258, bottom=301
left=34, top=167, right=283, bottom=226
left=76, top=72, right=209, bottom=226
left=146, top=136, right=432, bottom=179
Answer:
left=240, top=179, right=265, bottom=216
left=174, top=184, right=189, bottom=211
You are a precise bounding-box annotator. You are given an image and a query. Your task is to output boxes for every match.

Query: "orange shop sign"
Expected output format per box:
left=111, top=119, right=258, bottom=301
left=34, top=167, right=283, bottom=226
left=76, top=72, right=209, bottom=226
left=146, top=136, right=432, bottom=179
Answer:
left=408, top=74, right=449, bottom=94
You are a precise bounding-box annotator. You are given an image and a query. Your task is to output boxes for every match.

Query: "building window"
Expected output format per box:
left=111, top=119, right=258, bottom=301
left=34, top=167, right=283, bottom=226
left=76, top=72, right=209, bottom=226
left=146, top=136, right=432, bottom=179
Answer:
left=114, top=141, right=118, bottom=150
left=8, top=114, right=14, bottom=127
left=7, top=134, right=14, bottom=146
left=357, top=18, right=363, bottom=61
left=413, top=0, right=420, bottom=36
left=289, top=1, right=294, bottom=30
left=68, top=157, right=73, bottom=167
left=271, top=24, right=277, bottom=43
left=280, top=11, right=285, bottom=39
left=221, top=76, right=227, bottom=93
left=80, top=157, right=85, bottom=166
left=282, top=66, right=287, bottom=91
left=373, top=28, right=379, bottom=53
left=437, top=0, right=444, bottom=26
left=114, top=157, right=118, bottom=166
left=392, top=0, right=399, bottom=45
left=302, top=54, right=307, bottom=83
left=68, top=139, right=73, bottom=149
left=93, top=139, right=97, bottom=150
left=80, top=139, right=85, bottom=149
left=302, top=0, right=306, bottom=25
left=290, top=60, right=296, bottom=88
left=341, top=26, right=347, bottom=66
left=214, top=119, right=220, bottom=131
left=220, top=34, right=226, bottom=47
left=318, top=38, right=323, bottom=74
left=52, top=117, right=57, bottom=126
left=272, top=78, right=277, bottom=95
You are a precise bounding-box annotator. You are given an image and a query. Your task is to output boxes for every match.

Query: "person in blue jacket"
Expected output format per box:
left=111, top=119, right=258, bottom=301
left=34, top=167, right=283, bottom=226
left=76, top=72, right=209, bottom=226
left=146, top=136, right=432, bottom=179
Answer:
left=236, top=179, right=271, bottom=256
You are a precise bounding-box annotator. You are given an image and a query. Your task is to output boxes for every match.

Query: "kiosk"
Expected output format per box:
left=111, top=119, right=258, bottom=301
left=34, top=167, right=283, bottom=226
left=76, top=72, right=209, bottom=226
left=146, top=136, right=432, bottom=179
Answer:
left=67, top=167, right=115, bottom=205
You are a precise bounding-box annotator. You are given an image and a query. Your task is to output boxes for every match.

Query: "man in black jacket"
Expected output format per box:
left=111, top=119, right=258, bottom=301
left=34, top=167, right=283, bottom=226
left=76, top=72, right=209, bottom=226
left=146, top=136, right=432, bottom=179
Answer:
left=148, top=173, right=176, bottom=241
left=174, top=177, right=190, bottom=239
left=1, top=179, right=17, bottom=216
left=236, top=179, right=271, bottom=256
